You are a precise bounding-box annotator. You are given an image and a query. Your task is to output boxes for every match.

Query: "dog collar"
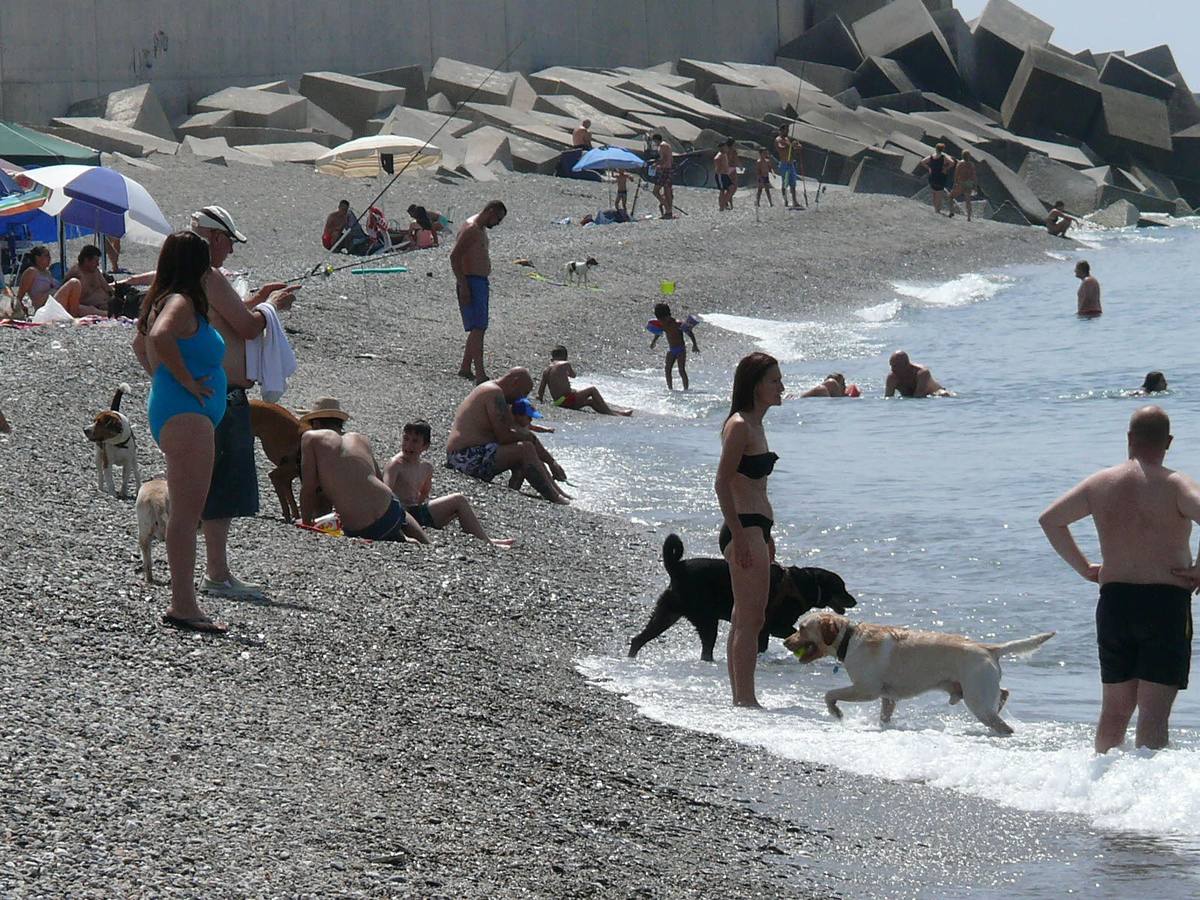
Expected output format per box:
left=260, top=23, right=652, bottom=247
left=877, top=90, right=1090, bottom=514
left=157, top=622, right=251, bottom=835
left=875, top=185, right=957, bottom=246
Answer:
left=113, top=435, right=133, bottom=449
left=835, top=625, right=855, bottom=662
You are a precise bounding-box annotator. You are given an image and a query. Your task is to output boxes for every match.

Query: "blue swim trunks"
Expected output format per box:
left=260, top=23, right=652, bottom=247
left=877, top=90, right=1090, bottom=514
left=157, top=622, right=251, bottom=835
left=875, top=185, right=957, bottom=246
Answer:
left=778, top=161, right=798, bottom=187
left=344, top=497, right=410, bottom=541
left=460, top=275, right=489, bottom=332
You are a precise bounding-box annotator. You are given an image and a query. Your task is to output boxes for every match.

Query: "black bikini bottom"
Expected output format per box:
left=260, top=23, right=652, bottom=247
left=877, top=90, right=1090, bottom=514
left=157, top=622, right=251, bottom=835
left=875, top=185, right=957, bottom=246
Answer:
left=719, top=513, right=775, bottom=555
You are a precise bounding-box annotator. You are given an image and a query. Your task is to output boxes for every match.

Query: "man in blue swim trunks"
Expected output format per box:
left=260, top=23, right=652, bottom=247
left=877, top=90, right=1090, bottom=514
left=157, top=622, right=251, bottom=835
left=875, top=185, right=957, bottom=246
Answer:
left=450, top=200, right=506, bottom=385
left=1041, top=406, right=1200, bottom=753
left=299, top=404, right=429, bottom=544
left=445, top=367, right=570, bottom=504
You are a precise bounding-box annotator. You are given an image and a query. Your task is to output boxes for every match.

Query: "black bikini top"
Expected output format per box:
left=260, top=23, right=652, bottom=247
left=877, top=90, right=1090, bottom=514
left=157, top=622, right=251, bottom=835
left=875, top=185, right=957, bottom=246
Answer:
left=738, top=452, right=778, bottom=479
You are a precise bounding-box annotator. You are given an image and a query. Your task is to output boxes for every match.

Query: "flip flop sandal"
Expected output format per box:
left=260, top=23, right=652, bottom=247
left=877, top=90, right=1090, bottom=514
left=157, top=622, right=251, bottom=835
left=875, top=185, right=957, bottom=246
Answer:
left=161, top=613, right=228, bottom=634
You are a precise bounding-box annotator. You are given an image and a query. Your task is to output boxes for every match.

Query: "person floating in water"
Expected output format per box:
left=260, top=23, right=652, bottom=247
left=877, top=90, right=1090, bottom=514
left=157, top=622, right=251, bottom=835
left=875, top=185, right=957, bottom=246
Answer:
left=800, top=373, right=860, bottom=398
left=1138, top=371, right=1168, bottom=395
left=885, top=351, right=951, bottom=398
left=1040, top=406, right=1200, bottom=753
left=1076, top=260, right=1102, bottom=317
left=648, top=303, right=699, bottom=391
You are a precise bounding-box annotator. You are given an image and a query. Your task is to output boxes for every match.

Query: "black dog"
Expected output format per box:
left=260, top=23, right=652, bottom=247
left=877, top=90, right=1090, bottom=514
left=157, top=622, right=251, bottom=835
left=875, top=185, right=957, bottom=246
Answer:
left=629, top=534, right=857, bottom=661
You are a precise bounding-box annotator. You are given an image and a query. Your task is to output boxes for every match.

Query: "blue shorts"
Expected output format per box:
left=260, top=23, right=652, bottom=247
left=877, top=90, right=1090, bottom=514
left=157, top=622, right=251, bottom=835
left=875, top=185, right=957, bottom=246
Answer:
left=202, top=389, right=259, bottom=521
left=345, top=497, right=410, bottom=541
left=460, top=276, right=489, bottom=332
left=778, top=162, right=798, bottom=186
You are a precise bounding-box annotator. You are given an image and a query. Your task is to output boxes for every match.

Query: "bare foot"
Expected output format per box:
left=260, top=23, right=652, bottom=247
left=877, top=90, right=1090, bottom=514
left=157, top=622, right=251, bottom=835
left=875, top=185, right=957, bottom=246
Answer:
left=162, top=612, right=227, bottom=634
left=551, top=494, right=570, bottom=505
left=733, top=698, right=763, bottom=709
left=456, top=369, right=474, bottom=380
left=490, top=538, right=516, bottom=548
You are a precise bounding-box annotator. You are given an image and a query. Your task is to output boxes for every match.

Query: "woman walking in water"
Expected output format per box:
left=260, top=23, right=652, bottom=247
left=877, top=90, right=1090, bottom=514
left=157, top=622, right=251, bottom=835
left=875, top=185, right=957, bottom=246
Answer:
left=715, top=352, right=784, bottom=707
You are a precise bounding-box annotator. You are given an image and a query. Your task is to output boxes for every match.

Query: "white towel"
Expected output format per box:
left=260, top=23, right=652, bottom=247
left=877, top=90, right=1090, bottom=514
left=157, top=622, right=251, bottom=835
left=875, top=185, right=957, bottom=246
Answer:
left=245, top=302, right=296, bottom=403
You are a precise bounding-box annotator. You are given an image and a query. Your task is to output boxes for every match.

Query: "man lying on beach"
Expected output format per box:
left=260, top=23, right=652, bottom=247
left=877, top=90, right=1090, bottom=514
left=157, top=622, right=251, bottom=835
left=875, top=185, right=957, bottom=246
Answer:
left=537, top=345, right=632, bottom=416
left=800, top=373, right=859, bottom=398
left=507, top=398, right=569, bottom=496
left=300, top=409, right=428, bottom=544
left=383, top=418, right=514, bottom=547
left=1040, top=406, right=1199, bottom=753
left=1076, top=261, right=1102, bottom=317
left=445, top=367, right=570, bottom=504
left=885, top=351, right=951, bottom=398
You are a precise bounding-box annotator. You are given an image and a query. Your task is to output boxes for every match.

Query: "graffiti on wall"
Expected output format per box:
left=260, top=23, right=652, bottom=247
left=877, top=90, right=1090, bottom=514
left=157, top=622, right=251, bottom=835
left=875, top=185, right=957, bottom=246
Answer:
left=129, top=30, right=169, bottom=76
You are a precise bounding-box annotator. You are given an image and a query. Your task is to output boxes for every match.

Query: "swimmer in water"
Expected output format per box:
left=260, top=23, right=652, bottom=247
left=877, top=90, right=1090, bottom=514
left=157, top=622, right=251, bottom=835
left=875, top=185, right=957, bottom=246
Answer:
left=1135, top=371, right=1168, bottom=395
left=800, top=373, right=856, bottom=398
left=885, top=351, right=952, bottom=398
left=1076, top=260, right=1102, bottom=317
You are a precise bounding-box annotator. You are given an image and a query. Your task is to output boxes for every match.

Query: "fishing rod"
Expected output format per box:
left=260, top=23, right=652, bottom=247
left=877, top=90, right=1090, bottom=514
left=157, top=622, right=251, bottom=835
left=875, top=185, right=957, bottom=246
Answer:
left=793, top=63, right=809, bottom=209
left=285, top=37, right=528, bottom=283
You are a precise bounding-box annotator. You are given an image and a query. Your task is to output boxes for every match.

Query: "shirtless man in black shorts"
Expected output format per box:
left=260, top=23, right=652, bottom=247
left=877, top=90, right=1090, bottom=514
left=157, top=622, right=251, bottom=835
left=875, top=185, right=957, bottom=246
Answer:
left=885, top=350, right=950, bottom=398
left=1040, top=406, right=1200, bottom=752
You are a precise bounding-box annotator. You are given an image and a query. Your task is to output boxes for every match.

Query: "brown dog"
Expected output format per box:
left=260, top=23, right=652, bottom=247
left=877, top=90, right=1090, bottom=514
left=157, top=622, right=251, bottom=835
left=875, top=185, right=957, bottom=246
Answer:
left=249, top=399, right=307, bottom=521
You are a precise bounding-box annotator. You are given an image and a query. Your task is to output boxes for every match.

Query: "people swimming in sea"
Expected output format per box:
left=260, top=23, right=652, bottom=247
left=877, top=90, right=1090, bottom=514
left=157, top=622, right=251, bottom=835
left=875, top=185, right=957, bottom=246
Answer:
left=648, top=303, right=700, bottom=391
left=885, top=350, right=952, bottom=398
left=1136, top=371, right=1168, bottom=395
left=538, top=345, right=632, bottom=416
left=1076, top=260, right=1102, bottom=317
left=800, top=373, right=860, bottom=398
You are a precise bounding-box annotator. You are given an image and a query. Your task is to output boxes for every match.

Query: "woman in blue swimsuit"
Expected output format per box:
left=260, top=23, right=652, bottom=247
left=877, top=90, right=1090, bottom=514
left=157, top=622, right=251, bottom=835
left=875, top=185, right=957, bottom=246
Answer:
left=715, top=352, right=785, bottom=707
left=135, top=231, right=228, bottom=634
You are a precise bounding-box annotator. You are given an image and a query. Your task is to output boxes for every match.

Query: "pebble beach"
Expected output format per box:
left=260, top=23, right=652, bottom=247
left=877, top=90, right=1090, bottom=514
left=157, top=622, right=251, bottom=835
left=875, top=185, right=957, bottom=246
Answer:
left=0, top=155, right=1087, bottom=897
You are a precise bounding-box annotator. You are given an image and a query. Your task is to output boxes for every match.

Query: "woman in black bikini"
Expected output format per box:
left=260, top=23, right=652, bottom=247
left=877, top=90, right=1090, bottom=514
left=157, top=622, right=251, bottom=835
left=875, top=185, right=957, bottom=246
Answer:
left=920, top=143, right=956, bottom=216
left=715, top=352, right=785, bottom=707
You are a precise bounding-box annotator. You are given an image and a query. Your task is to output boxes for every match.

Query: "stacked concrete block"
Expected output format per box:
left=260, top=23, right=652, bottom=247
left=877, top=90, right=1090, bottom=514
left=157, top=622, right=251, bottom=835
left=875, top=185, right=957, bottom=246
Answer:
left=179, top=135, right=272, bottom=167
left=1099, top=56, right=1175, bottom=102
left=1001, top=46, right=1102, bottom=139
left=359, top=66, right=428, bottom=109
left=807, top=0, right=892, bottom=25
left=970, top=147, right=1048, bottom=224
left=987, top=202, right=1033, bottom=226
left=968, top=0, right=1054, bottom=109
left=1095, top=184, right=1178, bottom=215
left=776, top=59, right=857, bottom=96
left=67, top=84, right=176, bottom=142
left=428, top=58, right=518, bottom=107
left=247, top=81, right=292, bottom=94
left=299, top=72, right=405, bottom=137
left=465, top=131, right=514, bottom=170
left=776, top=16, right=863, bottom=70
left=305, top=101, right=354, bottom=142
left=376, top=106, right=475, bottom=143
left=48, top=117, right=179, bottom=157
left=534, top=95, right=641, bottom=137
left=196, top=87, right=308, bottom=129
left=675, top=60, right=759, bottom=101
left=710, top=85, right=787, bottom=120
left=855, top=57, right=919, bottom=98
left=851, top=0, right=961, bottom=98
left=236, top=142, right=331, bottom=164
left=1087, top=84, right=1174, bottom=165
left=1016, top=153, right=1100, bottom=213
left=462, top=125, right=559, bottom=175
left=1088, top=199, right=1140, bottom=228
left=629, top=114, right=703, bottom=146
left=1127, top=45, right=1200, bottom=133
left=529, top=67, right=661, bottom=118
left=848, top=158, right=926, bottom=196
left=177, top=110, right=237, bottom=135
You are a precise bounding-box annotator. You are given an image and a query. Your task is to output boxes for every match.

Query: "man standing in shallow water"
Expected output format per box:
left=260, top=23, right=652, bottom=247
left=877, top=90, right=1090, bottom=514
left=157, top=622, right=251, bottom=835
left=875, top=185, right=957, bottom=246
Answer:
left=1040, top=407, right=1199, bottom=753
left=1076, top=260, right=1101, bottom=317
left=451, top=200, right=506, bottom=384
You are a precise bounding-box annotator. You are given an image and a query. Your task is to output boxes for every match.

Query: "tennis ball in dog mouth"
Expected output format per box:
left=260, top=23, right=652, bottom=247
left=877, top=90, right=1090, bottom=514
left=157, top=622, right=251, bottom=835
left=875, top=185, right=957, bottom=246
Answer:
left=792, top=644, right=816, bottom=662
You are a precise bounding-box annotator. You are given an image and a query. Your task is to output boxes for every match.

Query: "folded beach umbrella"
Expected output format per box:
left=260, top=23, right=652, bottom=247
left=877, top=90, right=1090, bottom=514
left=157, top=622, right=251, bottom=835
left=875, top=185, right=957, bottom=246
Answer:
left=572, top=146, right=644, bottom=172
left=0, top=183, right=49, bottom=216
left=315, top=136, right=442, bottom=178
left=21, top=164, right=172, bottom=246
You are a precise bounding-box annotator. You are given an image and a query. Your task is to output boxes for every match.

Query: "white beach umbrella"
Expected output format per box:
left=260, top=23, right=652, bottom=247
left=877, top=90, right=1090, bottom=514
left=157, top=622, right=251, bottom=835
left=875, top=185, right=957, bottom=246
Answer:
left=314, top=136, right=442, bottom=178
left=21, top=164, right=171, bottom=246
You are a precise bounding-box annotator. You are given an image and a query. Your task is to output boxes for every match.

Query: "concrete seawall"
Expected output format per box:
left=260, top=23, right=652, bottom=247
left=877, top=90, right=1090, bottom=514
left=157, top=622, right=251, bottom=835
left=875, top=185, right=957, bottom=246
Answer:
left=0, top=0, right=808, bottom=124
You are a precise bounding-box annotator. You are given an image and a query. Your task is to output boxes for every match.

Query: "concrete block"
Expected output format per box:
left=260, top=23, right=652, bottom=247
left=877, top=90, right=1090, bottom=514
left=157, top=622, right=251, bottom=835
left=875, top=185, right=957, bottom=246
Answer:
left=534, top=95, right=641, bottom=137
left=776, top=58, right=856, bottom=96
left=1088, top=199, right=1140, bottom=228
left=247, top=81, right=291, bottom=94
left=969, top=0, right=1054, bottom=108
left=987, top=202, right=1033, bottom=226
left=1174, top=198, right=1194, bottom=217
left=427, top=93, right=455, bottom=115
left=1127, top=46, right=1200, bottom=132
left=460, top=162, right=499, bottom=182
left=101, top=152, right=163, bottom=172
left=1099, top=56, right=1175, bottom=102
left=179, top=126, right=340, bottom=148
left=1017, top=153, right=1100, bottom=214
left=179, top=135, right=272, bottom=167
left=299, top=72, right=405, bottom=137
left=359, top=66, right=428, bottom=109
left=807, top=0, right=891, bottom=25
left=1001, top=46, right=1102, bottom=140
left=509, top=73, right=538, bottom=112
left=617, top=78, right=744, bottom=126
left=861, top=92, right=942, bottom=114
left=724, top=63, right=816, bottom=109
left=848, top=158, right=926, bottom=197
left=48, top=117, right=178, bottom=157
left=428, top=58, right=515, bottom=107
left=235, top=142, right=330, bottom=164
left=835, top=87, right=863, bottom=109
left=305, top=101, right=354, bottom=141
left=777, top=16, right=863, bottom=70
left=68, top=83, right=176, bottom=142
left=177, top=110, right=237, bottom=134
left=675, top=59, right=759, bottom=100
left=1081, top=165, right=1115, bottom=186
left=852, top=0, right=961, bottom=98
left=628, top=113, right=702, bottom=146
left=614, top=67, right=697, bottom=94
left=465, top=130, right=512, bottom=170
left=462, top=125, right=559, bottom=174
left=376, top=106, right=475, bottom=143
left=971, top=146, right=1048, bottom=224
left=855, top=57, right=919, bottom=98
left=1087, top=84, right=1173, bottom=164
left=460, top=103, right=573, bottom=148
left=932, top=9, right=976, bottom=74
left=196, top=87, right=308, bottom=129
left=1130, top=165, right=1181, bottom=201
left=529, top=67, right=660, bottom=118
left=712, top=84, right=787, bottom=120
left=1096, top=184, right=1178, bottom=215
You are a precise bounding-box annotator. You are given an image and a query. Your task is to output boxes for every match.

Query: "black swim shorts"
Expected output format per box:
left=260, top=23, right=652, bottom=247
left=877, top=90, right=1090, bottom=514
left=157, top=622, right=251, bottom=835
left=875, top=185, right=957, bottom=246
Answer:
left=202, top=388, right=260, bottom=521
left=1096, top=582, right=1193, bottom=689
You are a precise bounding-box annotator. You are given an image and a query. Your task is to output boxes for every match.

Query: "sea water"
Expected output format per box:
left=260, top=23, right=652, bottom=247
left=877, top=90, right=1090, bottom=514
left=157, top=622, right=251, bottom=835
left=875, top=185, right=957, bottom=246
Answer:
left=557, top=220, right=1200, bottom=891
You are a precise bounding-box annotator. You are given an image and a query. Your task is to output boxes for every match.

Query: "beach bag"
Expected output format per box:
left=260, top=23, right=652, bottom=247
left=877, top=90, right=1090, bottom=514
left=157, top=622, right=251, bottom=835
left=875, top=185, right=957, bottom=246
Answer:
left=32, top=296, right=72, bottom=323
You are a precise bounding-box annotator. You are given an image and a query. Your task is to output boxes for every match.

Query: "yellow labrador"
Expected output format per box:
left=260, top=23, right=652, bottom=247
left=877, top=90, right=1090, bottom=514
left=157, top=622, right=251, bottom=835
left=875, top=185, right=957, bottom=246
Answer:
left=784, top=611, right=1054, bottom=735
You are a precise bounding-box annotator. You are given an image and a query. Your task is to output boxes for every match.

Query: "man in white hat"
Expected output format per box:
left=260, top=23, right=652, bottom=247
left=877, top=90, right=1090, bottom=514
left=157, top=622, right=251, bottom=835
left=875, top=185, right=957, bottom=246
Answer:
left=189, top=205, right=299, bottom=597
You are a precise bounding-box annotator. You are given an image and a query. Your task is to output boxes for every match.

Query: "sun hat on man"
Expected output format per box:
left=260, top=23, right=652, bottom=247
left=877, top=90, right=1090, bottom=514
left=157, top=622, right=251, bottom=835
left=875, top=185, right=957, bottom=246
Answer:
left=191, top=205, right=247, bottom=243
left=299, top=397, right=351, bottom=426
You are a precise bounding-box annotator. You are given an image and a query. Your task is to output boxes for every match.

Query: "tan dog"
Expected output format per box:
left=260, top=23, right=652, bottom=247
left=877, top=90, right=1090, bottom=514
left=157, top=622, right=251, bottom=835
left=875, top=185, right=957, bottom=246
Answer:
left=784, top=611, right=1054, bottom=735
left=135, top=479, right=169, bottom=584
left=249, top=399, right=307, bottom=522
left=83, top=383, right=140, bottom=498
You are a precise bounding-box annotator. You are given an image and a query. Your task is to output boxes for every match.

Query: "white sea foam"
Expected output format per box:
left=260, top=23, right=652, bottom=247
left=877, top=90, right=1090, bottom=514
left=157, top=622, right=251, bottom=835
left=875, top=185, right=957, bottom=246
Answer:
left=578, top=650, right=1200, bottom=840
left=701, top=313, right=887, bottom=363
left=891, top=272, right=1012, bottom=308
left=854, top=300, right=902, bottom=323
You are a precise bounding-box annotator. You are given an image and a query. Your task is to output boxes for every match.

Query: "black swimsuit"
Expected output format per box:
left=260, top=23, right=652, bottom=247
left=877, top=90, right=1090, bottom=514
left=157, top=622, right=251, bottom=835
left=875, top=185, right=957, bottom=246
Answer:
left=719, top=452, right=777, bottom=553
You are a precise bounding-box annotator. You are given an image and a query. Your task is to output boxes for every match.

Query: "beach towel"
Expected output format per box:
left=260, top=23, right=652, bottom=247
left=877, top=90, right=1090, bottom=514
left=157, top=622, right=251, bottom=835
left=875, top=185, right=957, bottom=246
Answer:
left=245, top=302, right=297, bottom=403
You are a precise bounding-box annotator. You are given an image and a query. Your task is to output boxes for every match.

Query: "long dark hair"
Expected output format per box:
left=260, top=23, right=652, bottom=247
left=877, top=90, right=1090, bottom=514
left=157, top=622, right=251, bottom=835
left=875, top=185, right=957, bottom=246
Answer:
left=137, top=230, right=211, bottom=335
left=725, top=352, right=779, bottom=425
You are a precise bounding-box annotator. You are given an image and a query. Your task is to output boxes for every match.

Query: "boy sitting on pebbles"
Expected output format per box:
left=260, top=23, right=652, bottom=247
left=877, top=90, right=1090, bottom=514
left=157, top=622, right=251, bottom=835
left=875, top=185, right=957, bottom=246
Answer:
left=383, top=419, right=514, bottom=547
left=506, top=398, right=568, bottom=494
left=537, top=345, right=633, bottom=416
